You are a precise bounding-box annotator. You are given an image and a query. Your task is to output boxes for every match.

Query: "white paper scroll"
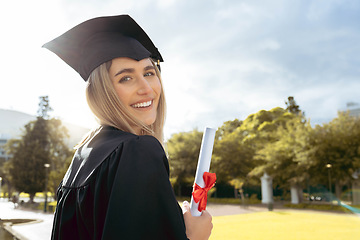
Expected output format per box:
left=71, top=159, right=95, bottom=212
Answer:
left=190, top=127, right=216, bottom=216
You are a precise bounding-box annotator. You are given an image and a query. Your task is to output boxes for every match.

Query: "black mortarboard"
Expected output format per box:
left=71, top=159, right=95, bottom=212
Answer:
left=43, top=15, right=163, bottom=81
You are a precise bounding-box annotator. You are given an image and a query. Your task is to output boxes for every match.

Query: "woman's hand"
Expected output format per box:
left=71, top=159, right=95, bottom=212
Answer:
left=182, top=201, right=213, bottom=240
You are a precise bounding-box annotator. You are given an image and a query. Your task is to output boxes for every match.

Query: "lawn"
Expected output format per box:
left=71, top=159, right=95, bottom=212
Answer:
left=210, top=211, right=360, bottom=240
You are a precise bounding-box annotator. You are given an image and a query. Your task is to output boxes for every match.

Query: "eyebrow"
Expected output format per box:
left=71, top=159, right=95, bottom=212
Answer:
left=114, top=65, right=155, bottom=77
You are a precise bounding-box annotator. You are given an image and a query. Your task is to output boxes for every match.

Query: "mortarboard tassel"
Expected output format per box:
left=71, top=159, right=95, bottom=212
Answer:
left=157, top=59, right=161, bottom=72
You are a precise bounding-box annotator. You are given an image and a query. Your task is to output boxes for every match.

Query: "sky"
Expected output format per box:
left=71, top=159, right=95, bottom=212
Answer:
left=1, top=0, right=360, bottom=139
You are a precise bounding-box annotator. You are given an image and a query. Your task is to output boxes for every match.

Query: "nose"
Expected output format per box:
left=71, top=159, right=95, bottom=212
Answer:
left=137, top=76, right=152, bottom=95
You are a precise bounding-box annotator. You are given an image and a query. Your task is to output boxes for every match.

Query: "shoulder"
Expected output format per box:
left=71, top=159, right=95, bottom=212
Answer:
left=94, top=126, right=165, bottom=162
left=124, top=134, right=164, bottom=154
left=93, top=126, right=162, bottom=149
left=118, top=134, right=167, bottom=172
left=63, top=126, right=166, bottom=187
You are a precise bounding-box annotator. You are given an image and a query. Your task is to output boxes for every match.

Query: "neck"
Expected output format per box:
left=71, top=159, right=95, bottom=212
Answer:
left=133, top=126, right=142, bottom=135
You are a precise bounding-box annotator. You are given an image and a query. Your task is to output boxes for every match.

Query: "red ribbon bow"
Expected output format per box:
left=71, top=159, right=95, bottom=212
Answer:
left=192, top=172, right=216, bottom=212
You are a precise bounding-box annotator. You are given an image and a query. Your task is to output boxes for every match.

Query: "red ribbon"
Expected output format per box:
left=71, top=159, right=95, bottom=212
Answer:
left=192, top=172, right=216, bottom=212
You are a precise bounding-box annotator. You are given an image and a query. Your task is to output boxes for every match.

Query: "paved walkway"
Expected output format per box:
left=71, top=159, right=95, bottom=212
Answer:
left=0, top=199, right=265, bottom=240
left=0, top=199, right=53, bottom=239
left=206, top=203, right=266, bottom=216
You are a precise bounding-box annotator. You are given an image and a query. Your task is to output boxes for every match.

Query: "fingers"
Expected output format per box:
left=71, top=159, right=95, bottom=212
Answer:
left=182, top=201, right=190, bottom=214
left=201, top=210, right=212, bottom=221
left=201, top=210, right=213, bottom=231
left=183, top=206, right=213, bottom=240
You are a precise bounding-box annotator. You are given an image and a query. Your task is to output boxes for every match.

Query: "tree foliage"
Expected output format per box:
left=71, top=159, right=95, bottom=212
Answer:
left=212, top=108, right=297, bottom=193
left=215, top=119, right=242, bottom=140
left=37, top=96, right=53, bottom=119
left=307, top=112, right=360, bottom=198
left=6, top=96, right=72, bottom=201
left=7, top=119, right=50, bottom=201
left=0, top=155, right=13, bottom=199
left=285, top=96, right=302, bottom=115
left=212, top=125, right=253, bottom=183
left=46, top=118, right=73, bottom=197
left=253, top=116, right=312, bottom=190
left=239, top=107, right=296, bottom=148
left=168, top=97, right=359, bottom=202
left=166, top=129, right=203, bottom=196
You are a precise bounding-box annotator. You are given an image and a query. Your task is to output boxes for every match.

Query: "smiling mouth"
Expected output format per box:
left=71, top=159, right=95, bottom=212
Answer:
left=131, top=100, right=153, bottom=108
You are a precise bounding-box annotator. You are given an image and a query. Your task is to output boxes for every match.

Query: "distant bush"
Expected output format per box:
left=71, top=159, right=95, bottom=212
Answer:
left=37, top=201, right=57, bottom=213
left=283, top=203, right=360, bottom=213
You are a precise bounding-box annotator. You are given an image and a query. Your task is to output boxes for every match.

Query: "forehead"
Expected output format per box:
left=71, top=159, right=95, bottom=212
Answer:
left=110, top=57, right=153, bottom=69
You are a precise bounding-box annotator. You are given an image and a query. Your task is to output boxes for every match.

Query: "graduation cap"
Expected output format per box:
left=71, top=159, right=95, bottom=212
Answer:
left=43, top=15, right=163, bottom=81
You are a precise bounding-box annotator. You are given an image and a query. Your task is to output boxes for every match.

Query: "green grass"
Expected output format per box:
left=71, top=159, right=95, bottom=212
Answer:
left=210, top=211, right=360, bottom=240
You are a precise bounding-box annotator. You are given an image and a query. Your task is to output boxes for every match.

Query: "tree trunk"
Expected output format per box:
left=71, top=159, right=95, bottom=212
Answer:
left=352, top=180, right=360, bottom=205
left=335, top=181, right=342, bottom=200
left=7, top=182, right=13, bottom=201
left=29, top=193, right=35, bottom=203
left=239, top=188, right=246, bottom=206
left=297, top=187, right=303, bottom=203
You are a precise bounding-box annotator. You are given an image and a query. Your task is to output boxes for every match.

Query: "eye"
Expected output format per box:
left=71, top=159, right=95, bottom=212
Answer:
left=119, top=76, right=132, bottom=83
left=144, top=71, right=155, bottom=77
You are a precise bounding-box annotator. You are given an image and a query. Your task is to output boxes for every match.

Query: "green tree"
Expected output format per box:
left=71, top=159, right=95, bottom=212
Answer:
left=47, top=118, right=73, bottom=198
left=239, top=107, right=296, bottom=171
left=0, top=156, right=13, bottom=199
left=213, top=108, right=295, bottom=179
left=6, top=96, right=72, bottom=202
left=240, top=107, right=295, bottom=142
left=213, top=119, right=247, bottom=183
left=212, top=109, right=296, bottom=198
left=253, top=116, right=313, bottom=201
left=7, top=121, right=49, bottom=202
left=37, top=96, right=53, bottom=119
left=167, top=129, right=203, bottom=196
left=285, top=96, right=301, bottom=115
left=213, top=127, right=253, bottom=183
left=216, top=119, right=242, bottom=140
left=307, top=112, right=360, bottom=199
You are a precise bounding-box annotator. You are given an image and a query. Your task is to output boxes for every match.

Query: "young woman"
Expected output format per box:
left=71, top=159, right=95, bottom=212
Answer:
left=43, top=15, right=213, bottom=240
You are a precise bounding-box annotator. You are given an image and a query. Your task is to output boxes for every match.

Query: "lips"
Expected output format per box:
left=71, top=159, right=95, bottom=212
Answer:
left=131, top=100, right=153, bottom=108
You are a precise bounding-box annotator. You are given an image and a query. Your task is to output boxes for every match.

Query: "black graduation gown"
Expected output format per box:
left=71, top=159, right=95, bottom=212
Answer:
left=51, top=126, right=189, bottom=240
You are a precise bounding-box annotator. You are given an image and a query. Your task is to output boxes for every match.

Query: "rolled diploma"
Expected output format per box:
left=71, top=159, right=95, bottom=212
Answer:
left=190, top=127, right=216, bottom=216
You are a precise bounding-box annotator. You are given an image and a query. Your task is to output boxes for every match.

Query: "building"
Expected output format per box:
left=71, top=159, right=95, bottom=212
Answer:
left=0, top=134, right=12, bottom=161
left=345, top=102, right=360, bottom=117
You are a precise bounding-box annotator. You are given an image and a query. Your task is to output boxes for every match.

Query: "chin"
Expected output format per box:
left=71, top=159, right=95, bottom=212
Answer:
left=144, top=119, right=156, bottom=126
left=136, top=114, right=157, bottom=126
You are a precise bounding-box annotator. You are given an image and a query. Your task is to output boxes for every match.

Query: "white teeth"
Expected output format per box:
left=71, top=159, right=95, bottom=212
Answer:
left=132, top=100, right=152, bottom=108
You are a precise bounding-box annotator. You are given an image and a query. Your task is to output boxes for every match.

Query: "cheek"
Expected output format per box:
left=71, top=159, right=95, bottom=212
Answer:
left=114, top=87, right=131, bottom=105
left=152, top=80, right=162, bottom=97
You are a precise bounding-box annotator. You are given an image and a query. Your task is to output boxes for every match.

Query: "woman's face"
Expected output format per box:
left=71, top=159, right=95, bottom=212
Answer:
left=109, top=57, right=161, bottom=132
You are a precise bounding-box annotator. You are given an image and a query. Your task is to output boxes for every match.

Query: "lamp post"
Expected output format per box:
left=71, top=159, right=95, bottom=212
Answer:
left=0, top=177, right=2, bottom=199
left=44, top=163, right=50, bottom=212
left=326, top=164, right=332, bottom=194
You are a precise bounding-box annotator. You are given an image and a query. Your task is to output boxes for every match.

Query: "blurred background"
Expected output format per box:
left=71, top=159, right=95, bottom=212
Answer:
left=1, top=0, right=360, bottom=239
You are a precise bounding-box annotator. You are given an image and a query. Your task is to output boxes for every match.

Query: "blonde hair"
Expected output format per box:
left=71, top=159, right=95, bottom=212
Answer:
left=85, top=58, right=166, bottom=143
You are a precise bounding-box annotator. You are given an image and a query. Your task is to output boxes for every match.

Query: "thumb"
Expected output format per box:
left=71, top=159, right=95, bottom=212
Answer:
left=182, top=201, right=190, bottom=214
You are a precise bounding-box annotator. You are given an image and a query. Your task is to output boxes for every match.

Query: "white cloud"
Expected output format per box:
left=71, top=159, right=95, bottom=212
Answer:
left=257, top=39, right=281, bottom=51
left=1, top=0, right=360, bottom=137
